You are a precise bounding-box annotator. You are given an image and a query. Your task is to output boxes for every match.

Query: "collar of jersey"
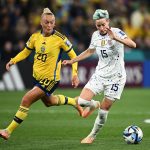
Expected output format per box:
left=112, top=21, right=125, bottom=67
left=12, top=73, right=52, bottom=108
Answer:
left=41, top=29, right=55, bottom=37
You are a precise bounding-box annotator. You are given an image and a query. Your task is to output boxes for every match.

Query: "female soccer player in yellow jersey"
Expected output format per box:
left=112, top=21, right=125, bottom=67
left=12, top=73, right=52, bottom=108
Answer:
left=0, top=8, right=83, bottom=140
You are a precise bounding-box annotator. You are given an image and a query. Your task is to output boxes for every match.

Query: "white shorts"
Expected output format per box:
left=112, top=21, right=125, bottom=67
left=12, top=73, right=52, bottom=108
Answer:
left=84, top=73, right=126, bottom=100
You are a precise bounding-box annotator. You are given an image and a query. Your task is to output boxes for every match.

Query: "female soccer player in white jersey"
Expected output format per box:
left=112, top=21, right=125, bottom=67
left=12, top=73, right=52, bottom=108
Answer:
left=62, top=9, right=136, bottom=144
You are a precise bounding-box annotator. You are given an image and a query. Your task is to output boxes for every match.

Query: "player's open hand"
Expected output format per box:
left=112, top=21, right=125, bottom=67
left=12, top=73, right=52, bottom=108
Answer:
left=72, top=75, right=80, bottom=88
left=62, top=60, right=73, bottom=65
left=107, top=28, right=116, bottom=40
left=6, top=61, right=14, bottom=71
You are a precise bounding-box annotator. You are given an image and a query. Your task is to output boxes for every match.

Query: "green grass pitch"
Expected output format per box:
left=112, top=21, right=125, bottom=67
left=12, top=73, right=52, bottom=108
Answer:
left=0, top=88, right=150, bottom=150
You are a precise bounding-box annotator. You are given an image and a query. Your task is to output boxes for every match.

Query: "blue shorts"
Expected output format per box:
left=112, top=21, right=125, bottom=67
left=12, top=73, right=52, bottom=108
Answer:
left=33, top=78, right=60, bottom=96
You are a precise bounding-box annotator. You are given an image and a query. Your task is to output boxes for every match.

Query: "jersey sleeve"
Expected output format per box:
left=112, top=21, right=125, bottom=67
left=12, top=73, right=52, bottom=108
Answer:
left=88, top=32, right=96, bottom=49
left=67, top=49, right=78, bottom=76
left=115, top=28, right=127, bottom=39
left=11, top=48, right=32, bottom=64
left=25, top=34, right=36, bottom=50
left=61, top=37, right=78, bottom=76
left=61, top=37, right=73, bottom=53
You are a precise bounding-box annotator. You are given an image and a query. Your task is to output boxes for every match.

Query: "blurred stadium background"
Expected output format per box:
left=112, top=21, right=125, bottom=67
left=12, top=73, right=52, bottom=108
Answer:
left=0, top=0, right=150, bottom=89
left=0, top=0, right=150, bottom=150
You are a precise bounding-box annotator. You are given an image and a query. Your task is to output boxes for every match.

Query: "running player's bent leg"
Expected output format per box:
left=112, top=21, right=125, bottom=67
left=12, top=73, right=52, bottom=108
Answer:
left=42, top=94, right=77, bottom=106
left=81, top=109, right=108, bottom=144
left=56, top=95, right=76, bottom=106
left=41, top=95, right=83, bottom=116
left=78, top=88, right=96, bottom=107
left=81, top=100, right=100, bottom=118
left=88, top=109, right=109, bottom=137
left=0, top=87, right=45, bottom=140
left=78, top=88, right=100, bottom=117
left=81, top=97, right=113, bottom=144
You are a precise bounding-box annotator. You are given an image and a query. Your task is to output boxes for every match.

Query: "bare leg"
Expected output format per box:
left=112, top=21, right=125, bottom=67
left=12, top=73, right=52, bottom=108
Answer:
left=78, top=88, right=100, bottom=117
left=21, top=86, right=46, bottom=107
left=41, top=94, right=58, bottom=107
left=41, top=94, right=83, bottom=116
left=81, top=97, right=114, bottom=144
left=0, top=86, right=45, bottom=140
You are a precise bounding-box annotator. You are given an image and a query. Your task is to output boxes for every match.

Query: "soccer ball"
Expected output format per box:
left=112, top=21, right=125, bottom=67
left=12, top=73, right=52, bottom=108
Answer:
left=123, top=125, right=143, bottom=144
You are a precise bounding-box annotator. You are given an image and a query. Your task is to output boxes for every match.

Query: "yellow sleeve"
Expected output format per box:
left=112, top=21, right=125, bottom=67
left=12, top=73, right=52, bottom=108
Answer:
left=25, top=34, right=36, bottom=50
left=60, top=36, right=78, bottom=76
left=67, top=49, right=78, bottom=76
left=61, top=37, right=73, bottom=53
left=11, top=33, right=36, bottom=64
left=11, top=48, right=32, bottom=64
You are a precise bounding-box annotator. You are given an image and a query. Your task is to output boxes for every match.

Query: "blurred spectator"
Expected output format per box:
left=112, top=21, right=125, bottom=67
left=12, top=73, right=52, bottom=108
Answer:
left=70, top=15, right=90, bottom=48
left=0, top=14, right=15, bottom=47
left=1, top=41, right=17, bottom=62
left=122, top=17, right=140, bottom=40
left=58, top=14, right=71, bottom=36
left=69, top=0, right=87, bottom=19
left=15, top=16, right=28, bottom=40
left=0, top=0, right=150, bottom=62
left=130, top=2, right=149, bottom=28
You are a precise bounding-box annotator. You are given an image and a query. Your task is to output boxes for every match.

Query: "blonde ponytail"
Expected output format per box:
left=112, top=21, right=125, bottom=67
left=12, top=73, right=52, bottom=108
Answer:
left=42, top=8, right=53, bottom=16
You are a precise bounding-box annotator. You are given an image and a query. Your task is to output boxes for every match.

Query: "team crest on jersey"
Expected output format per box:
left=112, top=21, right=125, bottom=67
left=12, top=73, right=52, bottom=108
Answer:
left=41, top=46, right=45, bottom=53
left=101, top=40, right=106, bottom=46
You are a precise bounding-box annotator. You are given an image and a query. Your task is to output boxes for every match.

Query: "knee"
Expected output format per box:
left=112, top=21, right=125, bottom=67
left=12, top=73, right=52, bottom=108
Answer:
left=42, top=99, right=53, bottom=107
left=44, top=96, right=58, bottom=107
left=21, top=96, right=31, bottom=107
left=50, top=96, right=59, bottom=105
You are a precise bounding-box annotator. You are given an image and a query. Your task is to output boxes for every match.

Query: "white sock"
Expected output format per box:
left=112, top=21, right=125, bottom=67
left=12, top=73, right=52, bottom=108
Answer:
left=89, top=109, right=109, bottom=138
left=91, top=100, right=99, bottom=108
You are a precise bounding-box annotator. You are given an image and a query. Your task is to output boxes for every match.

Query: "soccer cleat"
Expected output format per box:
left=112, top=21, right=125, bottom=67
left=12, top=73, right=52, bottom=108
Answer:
left=0, top=129, right=10, bottom=140
left=82, top=101, right=100, bottom=118
left=74, top=97, right=83, bottom=116
left=81, top=135, right=95, bottom=144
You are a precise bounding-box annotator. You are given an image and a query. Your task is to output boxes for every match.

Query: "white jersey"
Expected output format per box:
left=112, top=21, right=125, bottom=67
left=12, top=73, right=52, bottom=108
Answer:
left=89, top=27, right=127, bottom=78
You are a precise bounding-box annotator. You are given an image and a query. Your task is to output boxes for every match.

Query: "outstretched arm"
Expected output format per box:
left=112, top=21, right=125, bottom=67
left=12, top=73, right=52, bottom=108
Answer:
left=62, top=48, right=95, bottom=65
left=67, top=49, right=79, bottom=88
left=6, top=48, right=32, bottom=71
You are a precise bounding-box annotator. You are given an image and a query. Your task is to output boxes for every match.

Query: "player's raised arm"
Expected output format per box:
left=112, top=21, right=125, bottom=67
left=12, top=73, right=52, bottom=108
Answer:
left=107, top=28, right=136, bottom=48
left=6, top=48, right=32, bottom=71
left=62, top=48, right=95, bottom=65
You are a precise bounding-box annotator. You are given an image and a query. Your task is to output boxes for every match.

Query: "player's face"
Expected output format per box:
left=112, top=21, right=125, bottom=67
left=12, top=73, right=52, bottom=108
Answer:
left=41, top=14, right=55, bottom=36
left=95, top=18, right=109, bottom=35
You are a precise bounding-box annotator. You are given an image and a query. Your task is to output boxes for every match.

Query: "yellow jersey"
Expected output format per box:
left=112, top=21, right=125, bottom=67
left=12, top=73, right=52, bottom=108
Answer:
left=11, top=30, right=78, bottom=81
